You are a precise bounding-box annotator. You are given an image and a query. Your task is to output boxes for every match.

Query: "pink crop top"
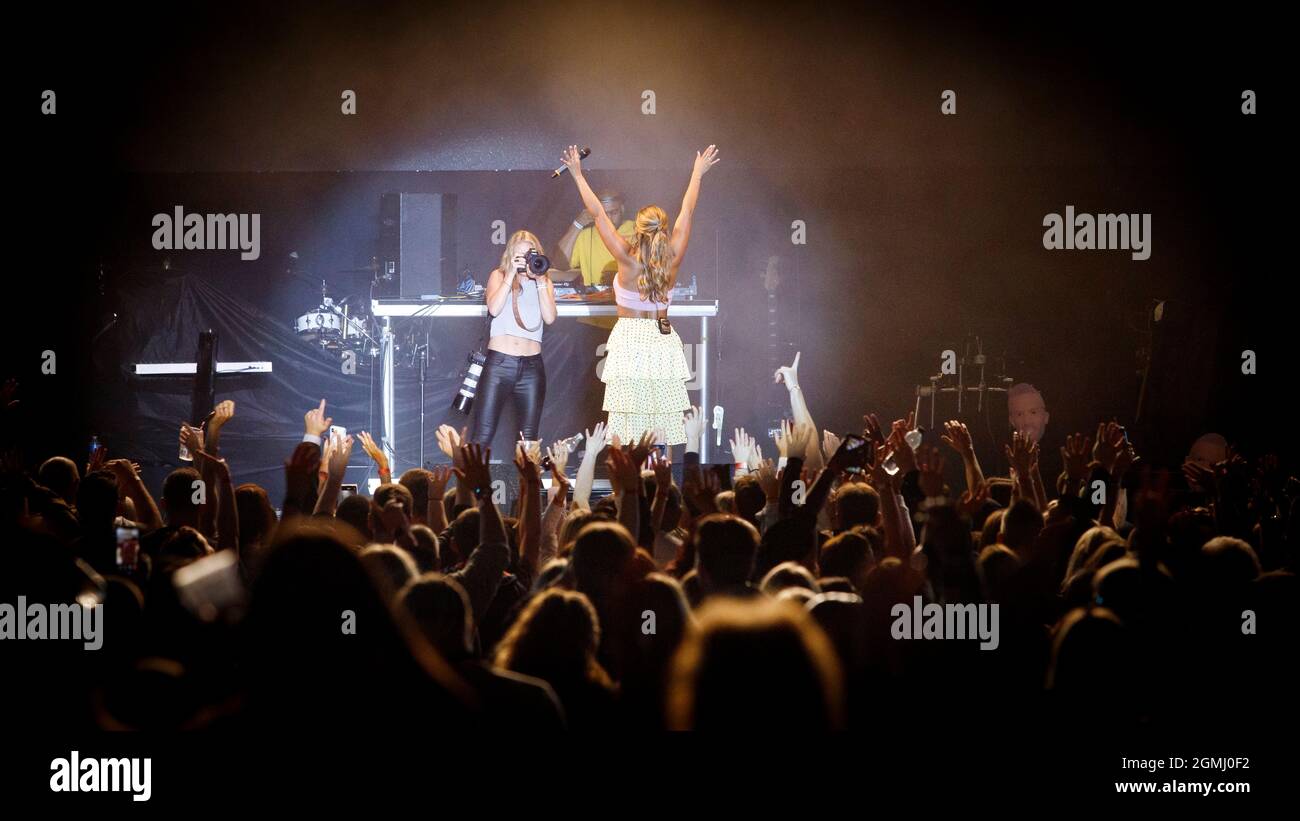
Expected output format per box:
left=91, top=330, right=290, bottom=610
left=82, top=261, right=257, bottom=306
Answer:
left=613, top=278, right=671, bottom=312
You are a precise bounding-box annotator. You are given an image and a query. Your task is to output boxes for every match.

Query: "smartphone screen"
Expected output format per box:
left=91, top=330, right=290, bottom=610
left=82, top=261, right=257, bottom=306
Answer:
left=839, top=434, right=868, bottom=473
left=329, top=425, right=347, bottom=439
left=115, top=527, right=140, bottom=571
left=339, top=483, right=358, bottom=498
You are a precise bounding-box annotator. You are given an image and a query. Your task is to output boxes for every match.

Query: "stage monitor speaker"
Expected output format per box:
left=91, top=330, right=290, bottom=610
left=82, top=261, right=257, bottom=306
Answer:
left=376, top=193, right=457, bottom=298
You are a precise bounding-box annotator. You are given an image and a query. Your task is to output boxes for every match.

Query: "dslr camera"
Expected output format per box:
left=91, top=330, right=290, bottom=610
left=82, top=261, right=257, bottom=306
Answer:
left=520, top=248, right=550, bottom=278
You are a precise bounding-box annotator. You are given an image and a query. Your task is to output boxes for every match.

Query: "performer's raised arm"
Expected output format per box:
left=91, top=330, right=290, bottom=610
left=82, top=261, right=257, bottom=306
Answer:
left=672, top=145, right=720, bottom=262
left=561, top=145, right=632, bottom=265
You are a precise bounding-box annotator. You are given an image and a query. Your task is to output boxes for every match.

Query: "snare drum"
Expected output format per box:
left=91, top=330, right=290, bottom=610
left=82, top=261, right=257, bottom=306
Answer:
left=294, top=311, right=343, bottom=341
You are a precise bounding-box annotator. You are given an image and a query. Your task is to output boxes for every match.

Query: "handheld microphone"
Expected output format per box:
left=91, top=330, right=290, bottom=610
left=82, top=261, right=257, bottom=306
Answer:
left=552, top=147, right=591, bottom=178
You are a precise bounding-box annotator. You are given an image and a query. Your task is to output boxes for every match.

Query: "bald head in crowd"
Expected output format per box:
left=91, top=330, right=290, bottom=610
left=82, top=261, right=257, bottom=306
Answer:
left=1007, top=383, right=1049, bottom=445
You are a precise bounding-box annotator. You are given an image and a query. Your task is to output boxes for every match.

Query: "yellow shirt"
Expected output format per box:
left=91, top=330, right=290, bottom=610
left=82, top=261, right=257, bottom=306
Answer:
left=570, top=220, right=635, bottom=286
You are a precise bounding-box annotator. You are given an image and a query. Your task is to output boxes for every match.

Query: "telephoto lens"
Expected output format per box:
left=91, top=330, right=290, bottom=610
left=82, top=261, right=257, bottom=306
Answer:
left=525, top=249, right=551, bottom=276
left=452, top=350, right=487, bottom=413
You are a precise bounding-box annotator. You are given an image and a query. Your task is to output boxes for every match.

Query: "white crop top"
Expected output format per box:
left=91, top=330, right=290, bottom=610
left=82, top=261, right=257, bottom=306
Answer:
left=489, top=278, right=544, bottom=342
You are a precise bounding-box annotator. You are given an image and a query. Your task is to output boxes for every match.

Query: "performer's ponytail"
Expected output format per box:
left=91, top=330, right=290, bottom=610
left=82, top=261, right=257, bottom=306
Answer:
left=632, top=205, right=675, bottom=303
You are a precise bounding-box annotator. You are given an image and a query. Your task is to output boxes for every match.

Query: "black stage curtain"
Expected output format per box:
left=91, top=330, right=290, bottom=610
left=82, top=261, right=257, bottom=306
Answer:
left=97, top=273, right=707, bottom=505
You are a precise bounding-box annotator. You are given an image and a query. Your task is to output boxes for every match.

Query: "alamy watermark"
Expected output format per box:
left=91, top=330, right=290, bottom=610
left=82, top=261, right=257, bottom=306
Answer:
left=890, top=595, right=999, bottom=650
left=151, top=205, right=261, bottom=260
left=1042, top=205, right=1150, bottom=260
left=0, top=596, right=102, bottom=650
left=50, top=751, right=151, bottom=801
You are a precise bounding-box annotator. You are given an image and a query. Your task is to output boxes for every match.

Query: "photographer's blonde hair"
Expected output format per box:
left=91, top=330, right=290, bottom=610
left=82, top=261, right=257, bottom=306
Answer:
left=497, top=230, right=546, bottom=281
left=631, top=205, right=675, bottom=304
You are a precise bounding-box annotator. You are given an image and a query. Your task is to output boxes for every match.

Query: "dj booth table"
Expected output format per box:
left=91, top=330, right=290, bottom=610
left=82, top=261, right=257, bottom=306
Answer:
left=371, top=298, right=721, bottom=468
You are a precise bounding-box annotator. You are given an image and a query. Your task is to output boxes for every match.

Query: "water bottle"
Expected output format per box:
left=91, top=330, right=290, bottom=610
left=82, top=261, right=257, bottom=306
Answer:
left=881, top=428, right=923, bottom=476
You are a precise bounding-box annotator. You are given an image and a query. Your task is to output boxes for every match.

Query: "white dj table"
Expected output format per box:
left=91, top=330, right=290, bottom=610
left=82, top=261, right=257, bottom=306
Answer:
left=371, top=298, right=721, bottom=467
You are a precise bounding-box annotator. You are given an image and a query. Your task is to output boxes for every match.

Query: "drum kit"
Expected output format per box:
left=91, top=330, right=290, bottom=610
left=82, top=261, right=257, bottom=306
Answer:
left=913, top=335, right=1016, bottom=430
left=293, top=265, right=381, bottom=356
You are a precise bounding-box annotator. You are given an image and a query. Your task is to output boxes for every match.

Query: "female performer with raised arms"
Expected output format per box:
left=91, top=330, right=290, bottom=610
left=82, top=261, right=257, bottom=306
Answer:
left=559, top=143, right=719, bottom=445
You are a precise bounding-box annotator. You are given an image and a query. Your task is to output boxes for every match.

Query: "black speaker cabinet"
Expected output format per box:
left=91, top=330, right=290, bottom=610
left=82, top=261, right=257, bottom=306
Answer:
left=376, top=193, right=458, bottom=298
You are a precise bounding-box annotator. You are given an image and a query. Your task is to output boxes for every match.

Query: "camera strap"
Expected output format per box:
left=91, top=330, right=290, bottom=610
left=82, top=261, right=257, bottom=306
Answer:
left=511, top=276, right=542, bottom=333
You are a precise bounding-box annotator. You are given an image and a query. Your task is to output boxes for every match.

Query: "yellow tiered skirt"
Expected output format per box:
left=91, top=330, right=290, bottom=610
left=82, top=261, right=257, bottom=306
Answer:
left=601, top=318, right=691, bottom=446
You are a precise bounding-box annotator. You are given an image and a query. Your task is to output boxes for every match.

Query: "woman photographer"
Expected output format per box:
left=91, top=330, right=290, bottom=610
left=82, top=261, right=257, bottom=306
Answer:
left=469, top=230, right=558, bottom=447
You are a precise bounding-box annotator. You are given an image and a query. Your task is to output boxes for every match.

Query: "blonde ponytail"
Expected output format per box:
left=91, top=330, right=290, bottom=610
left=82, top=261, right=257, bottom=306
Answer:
left=632, top=205, right=675, bottom=303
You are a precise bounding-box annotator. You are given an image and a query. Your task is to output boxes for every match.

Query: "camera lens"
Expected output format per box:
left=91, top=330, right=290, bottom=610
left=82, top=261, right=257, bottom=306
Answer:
left=525, top=250, right=550, bottom=275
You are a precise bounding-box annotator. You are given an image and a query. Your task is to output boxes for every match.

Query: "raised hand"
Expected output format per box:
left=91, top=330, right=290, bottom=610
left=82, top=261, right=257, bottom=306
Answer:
left=868, top=443, right=895, bottom=492
left=435, top=424, right=468, bottom=465
left=427, top=465, right=453, bottom=500
left=730, top=427, right=755, bottom=467
left=1092, top=421, right=1124, bottom=472
left=1113, top=442, right=1136, bottom=480
left=862, top=413, right=888, bottom=448
left=514, top=444, right=542, bottom=489
left=683, top=406, right=706, bottom=449
left=1061, top=432, right=1093, bottom=484
left=822, top=430, right=842, bottom=462
left=517, top=434, right=542, bottom=466
left=785, top=422, right=815, bottom=462
left=629, top=430, right=656, bottom=468
left=304, top=399, right=332, bottom=438
left=561, top=144, right=585, bottom=176
left=209, top=400, right=235, bottom=432
left=651, top=451, right=673, bottom=496
left=546, top=440, right=571, bottom=475
left=356, top=430, right=389, bottom=475
left=326, top=432, right=353, bottom=482
left=916, top=445, right=946, bottom=498
left=1004, top=430, right=1035, bottom=478
left=773, top=420, right=791, bottom=459
left=180, top=423, right=205, bottom=458
left=941, top=420, right=974, bottom=456
left=606, top=446, right=642, bottom=495
left=774, top=351, right=801, bottom=389
left=454, top=443, right=493, bottom=497
left=886, top=423, right=917, bottom=475
left=692, top=144, right=721, bottom=178
left=105, top=458, right=138, bottom=484
left=583, top=420, right=608, bottom=454
left=683, top=465, right=720, bottom=514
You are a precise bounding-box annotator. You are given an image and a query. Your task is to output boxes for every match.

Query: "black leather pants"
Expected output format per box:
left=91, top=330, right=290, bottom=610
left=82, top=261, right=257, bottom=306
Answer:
left=468, top=351, right=546, bottom=447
